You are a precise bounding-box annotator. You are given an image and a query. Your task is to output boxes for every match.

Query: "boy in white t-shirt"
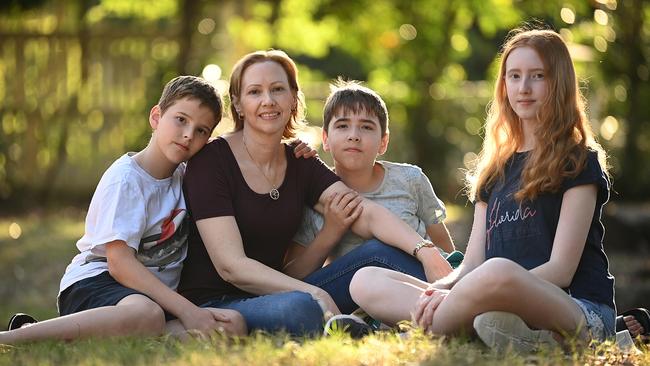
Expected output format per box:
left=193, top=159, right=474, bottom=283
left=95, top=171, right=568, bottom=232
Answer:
left=1, top=76, right=246, bottom=344
left=286, top=79, right=457, bottom=282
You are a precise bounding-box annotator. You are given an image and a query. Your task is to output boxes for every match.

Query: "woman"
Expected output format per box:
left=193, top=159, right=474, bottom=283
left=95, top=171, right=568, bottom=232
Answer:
left=178, top=50, right=451, bottom=336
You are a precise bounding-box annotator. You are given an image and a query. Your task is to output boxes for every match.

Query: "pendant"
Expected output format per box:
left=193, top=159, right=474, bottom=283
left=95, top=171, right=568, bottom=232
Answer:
left=269, top=188, right=280, bottom=200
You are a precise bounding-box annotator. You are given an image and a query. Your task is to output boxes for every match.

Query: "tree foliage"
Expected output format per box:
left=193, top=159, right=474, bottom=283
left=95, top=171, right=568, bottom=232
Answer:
left=0, top=0, right=648, bottom=210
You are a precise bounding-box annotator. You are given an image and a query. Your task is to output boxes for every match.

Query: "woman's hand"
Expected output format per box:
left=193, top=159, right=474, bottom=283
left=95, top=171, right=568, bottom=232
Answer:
left=310, top=288, right=341, bottom=320
left=322, top=190, right=363, bottom=238
left=411, top=287, right=449, bottom=333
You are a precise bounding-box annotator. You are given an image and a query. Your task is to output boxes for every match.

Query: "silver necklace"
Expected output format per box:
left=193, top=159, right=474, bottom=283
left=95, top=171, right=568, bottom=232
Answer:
left=242, top=136, right=280, bottom=200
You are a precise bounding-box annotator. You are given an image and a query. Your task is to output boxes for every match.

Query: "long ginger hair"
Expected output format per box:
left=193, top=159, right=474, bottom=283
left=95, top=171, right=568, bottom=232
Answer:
left=467, top=28, right=608, bottom=202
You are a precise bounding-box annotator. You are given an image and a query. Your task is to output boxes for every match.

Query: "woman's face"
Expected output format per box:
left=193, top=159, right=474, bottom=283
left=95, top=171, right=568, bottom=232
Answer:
left=504, top=46, right=548, bottom=125
left=235, top=61, right=296, bottom=136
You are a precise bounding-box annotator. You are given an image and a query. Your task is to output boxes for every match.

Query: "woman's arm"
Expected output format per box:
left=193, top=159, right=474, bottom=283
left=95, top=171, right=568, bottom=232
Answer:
left=196, top=216, right=341, bottom=315
left=283, top=191, right=363, bottom=279
left=529, top=184, right=597, bottom=287
left=426, top=222, right=455, bottom=253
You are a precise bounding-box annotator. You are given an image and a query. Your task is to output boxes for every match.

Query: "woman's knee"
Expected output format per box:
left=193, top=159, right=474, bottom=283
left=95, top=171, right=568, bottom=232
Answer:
left=268, top=291, right=324, bottom=335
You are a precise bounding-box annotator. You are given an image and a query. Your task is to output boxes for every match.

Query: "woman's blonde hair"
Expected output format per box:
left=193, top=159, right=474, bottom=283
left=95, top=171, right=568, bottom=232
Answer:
left=467, top=28, right=608, bottom=202
left=229, top=49, right=306, bottom=139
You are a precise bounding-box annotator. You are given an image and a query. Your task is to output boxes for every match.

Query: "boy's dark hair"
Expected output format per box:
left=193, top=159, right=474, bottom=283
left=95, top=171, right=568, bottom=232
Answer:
left=322, top=78, right=389, bottom=136
left=158, top=75, right=222, bottom=128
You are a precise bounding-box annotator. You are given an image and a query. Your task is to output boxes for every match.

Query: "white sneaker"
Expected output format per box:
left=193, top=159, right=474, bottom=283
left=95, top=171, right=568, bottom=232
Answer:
left=616, top=330, right=642, bottom=354
left=473, top=311, right=559, bottom=354
left=324, top=314, right=373, bottom=338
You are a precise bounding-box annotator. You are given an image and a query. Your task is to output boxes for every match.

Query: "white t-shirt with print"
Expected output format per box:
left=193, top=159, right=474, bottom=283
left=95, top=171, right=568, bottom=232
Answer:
left=293, top=161, right=447, bottom=258
left=59, top=153, right=189, bottom=294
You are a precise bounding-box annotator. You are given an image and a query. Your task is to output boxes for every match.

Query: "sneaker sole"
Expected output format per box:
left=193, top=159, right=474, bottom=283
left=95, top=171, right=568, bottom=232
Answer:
left=473, top=311, right=558, bottom=354
left=324, top=314, right=372, bottom=338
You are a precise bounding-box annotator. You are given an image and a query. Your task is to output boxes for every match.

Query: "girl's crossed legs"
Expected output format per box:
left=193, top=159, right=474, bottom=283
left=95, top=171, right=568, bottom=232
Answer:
left=350, top=257, right=610, bottom=342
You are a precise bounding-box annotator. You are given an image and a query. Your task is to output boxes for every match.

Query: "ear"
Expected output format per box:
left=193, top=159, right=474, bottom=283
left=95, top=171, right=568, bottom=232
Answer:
left=321, top=127, right=331, bottom=152
left=231, top=96, right=241, bottom=115
left=149, top=105, right=162, bottom=130
left=378, top=130, right=390, bottom=155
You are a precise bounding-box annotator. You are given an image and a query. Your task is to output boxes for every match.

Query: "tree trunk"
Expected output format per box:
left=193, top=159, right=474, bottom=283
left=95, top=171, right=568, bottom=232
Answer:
left=619, top=0, right=645, bottom=198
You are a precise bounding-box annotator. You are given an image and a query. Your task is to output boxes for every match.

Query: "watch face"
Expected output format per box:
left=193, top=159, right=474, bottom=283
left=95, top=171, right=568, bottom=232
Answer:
left=413, top=240, right=434, bottom=256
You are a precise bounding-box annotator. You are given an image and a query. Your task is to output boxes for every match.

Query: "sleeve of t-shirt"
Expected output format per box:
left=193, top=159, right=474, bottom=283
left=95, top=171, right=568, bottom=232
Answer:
left=183, top=140, right=235, bottom=221
left=411, top=165, right=447, bottom=225
left=87, top=175, right=147, bottom=255
left=297, top=155, right=341, bottom=208
left=562, top=150, right=610, bottom=203
left=292, top=207, right=321, bottom=247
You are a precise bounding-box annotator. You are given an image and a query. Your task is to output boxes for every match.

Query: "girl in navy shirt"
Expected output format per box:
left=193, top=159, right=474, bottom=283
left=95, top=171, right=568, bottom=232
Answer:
left=349, top=28, right=615, bottom=353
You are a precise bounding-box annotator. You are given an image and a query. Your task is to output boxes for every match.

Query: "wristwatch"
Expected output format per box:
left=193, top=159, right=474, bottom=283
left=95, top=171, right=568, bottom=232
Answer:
left=412, top=239, right=435, bottom=257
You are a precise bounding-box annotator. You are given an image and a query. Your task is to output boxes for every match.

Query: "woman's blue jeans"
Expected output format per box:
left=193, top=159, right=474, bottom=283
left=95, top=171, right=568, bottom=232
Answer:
left=199, top=239, right=424, bottom=336
left=200, top=290, right=324, bottom=337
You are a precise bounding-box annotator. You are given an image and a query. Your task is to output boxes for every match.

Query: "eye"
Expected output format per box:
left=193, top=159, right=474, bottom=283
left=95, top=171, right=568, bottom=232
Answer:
left=197, top=128, right=209, bottom=136
left=247, top=89, right=260, bottom=95
left=336, top=123, right=348, bottom=129
left=272, top=85, right=286, bottom=92
left=362, top=124, right=375, bottom=131
left=176, top=116, right=186, bottom=124
left=509, top=73, right=520, bottom=80
left=533, top=72, right=545, bottom=80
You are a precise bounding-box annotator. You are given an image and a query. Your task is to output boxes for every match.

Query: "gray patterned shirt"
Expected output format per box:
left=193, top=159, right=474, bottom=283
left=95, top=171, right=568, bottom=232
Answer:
left=293, top=161, right=446, bottom=258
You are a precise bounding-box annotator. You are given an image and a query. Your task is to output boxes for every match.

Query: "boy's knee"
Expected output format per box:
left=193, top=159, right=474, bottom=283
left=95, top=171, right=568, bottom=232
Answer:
left=361, top=240, right=394, bottom=256
left=137, top=301, right=166, bottom=334
left=119, top=296, right=166, bottom=335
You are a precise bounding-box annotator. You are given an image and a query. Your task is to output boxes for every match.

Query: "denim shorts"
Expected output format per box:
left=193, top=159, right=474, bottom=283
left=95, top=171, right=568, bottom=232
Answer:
left=572, top=297, right=616, bottom=341
left=58, top=271, right=173, bottom=321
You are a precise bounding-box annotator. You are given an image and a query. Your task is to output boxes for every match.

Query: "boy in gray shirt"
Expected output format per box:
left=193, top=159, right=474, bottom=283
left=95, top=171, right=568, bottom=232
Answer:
left=285, top=80, right=456, bottom=281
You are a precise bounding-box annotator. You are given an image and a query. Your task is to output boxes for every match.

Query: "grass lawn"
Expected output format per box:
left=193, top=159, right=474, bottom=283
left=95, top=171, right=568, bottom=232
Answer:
left=0, top=210, right=648, bottom=365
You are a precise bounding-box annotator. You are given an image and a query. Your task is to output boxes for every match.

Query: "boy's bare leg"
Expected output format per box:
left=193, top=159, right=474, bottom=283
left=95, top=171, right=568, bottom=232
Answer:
left=0, top=294, right=165, bottom=344
left=165, top=308, right=247, bottom=340
left=350, top=266, right=428, bottom=326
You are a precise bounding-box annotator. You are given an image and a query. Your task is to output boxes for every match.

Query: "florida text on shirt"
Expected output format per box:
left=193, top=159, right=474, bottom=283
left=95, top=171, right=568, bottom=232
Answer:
left=486, top=198, right=537, bottom=250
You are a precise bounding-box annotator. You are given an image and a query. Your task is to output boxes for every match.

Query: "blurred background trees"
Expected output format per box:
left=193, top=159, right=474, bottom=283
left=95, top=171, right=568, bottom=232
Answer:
left=1, top=0, right=650, bottom=314
left=0, top=0, right=648, bottom=209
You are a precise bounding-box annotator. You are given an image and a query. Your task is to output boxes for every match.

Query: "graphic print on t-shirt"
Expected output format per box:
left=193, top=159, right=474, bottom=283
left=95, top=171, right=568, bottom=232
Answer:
left=486, top=197, right=538, bottom=250
left=137, top=208, right=189, bottom=270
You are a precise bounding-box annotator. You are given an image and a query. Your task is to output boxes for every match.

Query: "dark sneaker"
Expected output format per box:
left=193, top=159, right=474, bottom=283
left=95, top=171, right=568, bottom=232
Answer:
left=7, top=313, right=38, bottom=331
left=324, top=314, right=373, bottom=339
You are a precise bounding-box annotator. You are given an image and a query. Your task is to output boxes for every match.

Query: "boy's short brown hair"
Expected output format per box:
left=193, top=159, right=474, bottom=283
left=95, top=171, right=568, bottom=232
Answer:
left=158, top=75, right=222, bottom=129
left=322, top=79, right=389, bottom=136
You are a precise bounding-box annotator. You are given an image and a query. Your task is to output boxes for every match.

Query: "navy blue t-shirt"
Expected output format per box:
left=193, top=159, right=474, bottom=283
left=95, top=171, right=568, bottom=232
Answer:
left=481, top=150, right=614, bottom=308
